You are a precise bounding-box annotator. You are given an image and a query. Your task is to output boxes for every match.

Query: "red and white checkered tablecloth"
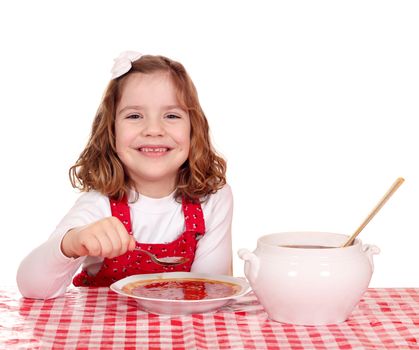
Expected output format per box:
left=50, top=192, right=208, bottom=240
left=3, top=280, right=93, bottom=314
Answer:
left=0, top=287, right=418, bottom=349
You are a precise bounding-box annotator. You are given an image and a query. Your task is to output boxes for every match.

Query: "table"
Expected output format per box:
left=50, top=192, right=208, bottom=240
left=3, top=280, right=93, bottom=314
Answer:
left=0, top=287, right=418, bottom=349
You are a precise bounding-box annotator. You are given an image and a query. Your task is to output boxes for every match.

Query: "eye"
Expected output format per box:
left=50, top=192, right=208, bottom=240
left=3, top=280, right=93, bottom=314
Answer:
left=165, top=113, right=181, bottom=119
left=126, top=113, right=142, bottom=120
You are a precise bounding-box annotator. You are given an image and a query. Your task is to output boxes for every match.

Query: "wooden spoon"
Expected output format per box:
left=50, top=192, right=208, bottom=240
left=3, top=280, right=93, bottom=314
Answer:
left=342, top=177, right=405, bottom=247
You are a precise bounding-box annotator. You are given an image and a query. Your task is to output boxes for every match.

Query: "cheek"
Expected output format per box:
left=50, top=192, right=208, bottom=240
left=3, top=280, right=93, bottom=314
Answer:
left=114, top=130, right=124, bottom=154
left=115, top=124, right=135, bottom=150
left=179, top=123, right=191, bottom=149
left=179, top=130, right=191, bottom=152
left=169, top=122, right=190, bottom=148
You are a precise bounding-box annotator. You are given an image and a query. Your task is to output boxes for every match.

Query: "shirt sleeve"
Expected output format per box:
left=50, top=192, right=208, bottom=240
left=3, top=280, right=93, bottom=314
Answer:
left=190, top=184, right=233, bottom=275
left=16, top=192, right=110, bottom=299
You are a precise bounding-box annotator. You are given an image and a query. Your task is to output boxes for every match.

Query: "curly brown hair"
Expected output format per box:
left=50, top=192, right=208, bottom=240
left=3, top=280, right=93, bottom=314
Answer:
left=69, top=55, right=226, bottom=202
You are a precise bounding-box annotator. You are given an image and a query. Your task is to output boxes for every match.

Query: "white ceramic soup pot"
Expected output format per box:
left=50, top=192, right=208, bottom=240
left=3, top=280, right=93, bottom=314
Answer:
left=238, top=232, right=380, bottom=326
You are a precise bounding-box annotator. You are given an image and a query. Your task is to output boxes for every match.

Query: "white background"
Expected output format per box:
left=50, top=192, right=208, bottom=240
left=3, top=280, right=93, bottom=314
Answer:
left=1, top=1, right=418, bottom=287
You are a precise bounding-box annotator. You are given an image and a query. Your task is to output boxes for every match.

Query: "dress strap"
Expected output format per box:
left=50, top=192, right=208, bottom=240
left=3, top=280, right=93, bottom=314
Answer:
left=109, top=196, right=132, bottom=234
left=182, top=198, right=205, bottom=234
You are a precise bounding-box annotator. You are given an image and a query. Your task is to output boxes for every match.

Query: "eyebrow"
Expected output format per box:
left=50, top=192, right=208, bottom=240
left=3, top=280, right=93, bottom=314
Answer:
left=117, top=105, right=186, bottom=115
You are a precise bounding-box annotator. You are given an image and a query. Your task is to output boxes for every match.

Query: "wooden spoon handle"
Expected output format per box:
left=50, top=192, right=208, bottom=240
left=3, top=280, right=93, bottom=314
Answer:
left=342, top=177, right=405, bottom=247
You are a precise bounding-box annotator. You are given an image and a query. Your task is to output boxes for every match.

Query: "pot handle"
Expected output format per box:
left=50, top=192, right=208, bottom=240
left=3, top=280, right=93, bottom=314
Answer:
left=362, top=244, right=380, bottom=272
left=237, top=249, right=260, bottom=285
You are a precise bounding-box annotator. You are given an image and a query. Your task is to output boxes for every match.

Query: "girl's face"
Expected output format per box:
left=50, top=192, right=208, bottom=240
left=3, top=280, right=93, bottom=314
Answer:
left=115, top=72, right=191, bottom=197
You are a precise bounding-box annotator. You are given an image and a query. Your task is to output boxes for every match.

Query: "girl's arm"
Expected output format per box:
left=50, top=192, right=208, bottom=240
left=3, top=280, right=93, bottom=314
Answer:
left=17, top=234, right=86, bottom=299
left=16, top=192, right=111, bottom=299
left=190, top=184, right=234, bottom=275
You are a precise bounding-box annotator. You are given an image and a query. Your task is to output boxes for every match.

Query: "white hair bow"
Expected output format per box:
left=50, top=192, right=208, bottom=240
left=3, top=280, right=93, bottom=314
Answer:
left=110, top=51, right=143, bottom=79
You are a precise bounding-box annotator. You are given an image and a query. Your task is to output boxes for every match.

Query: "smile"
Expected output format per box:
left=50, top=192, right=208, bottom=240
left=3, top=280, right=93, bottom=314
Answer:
left=139, top=147, right=170, bottom=153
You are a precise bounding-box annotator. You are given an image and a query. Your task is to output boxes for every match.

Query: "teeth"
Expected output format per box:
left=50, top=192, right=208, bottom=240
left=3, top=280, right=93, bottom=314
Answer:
left=140, top=147, right=168, bottom=152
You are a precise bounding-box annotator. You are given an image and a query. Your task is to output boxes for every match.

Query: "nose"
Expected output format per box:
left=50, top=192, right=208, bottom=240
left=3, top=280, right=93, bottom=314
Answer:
left=142, top=117, right=165, bottom=137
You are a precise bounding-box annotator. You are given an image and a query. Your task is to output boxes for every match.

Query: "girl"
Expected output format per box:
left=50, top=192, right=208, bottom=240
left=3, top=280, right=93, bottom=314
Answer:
left=17, top=51, right=233, bottom=299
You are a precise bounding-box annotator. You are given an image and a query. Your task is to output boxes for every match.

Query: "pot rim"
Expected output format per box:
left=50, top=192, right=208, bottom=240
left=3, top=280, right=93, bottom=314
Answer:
left=256, top=231, right=363, bottom=255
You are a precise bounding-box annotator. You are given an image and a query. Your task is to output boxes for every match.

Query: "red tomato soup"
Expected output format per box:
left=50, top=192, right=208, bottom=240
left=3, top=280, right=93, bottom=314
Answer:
left=122, top=278, right=241, bottom=300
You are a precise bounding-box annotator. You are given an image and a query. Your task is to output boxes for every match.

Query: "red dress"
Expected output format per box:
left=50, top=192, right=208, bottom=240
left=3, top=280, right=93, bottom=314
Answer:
left=73, top=195, right=205, bottom=287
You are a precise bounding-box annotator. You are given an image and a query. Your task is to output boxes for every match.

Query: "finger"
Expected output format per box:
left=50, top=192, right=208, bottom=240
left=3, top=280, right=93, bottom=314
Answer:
left=77, top=245, right=90, bottom=257
left=80, top=234, right=103, bottom=257
left=103, top=224, right=123, bottom=258
left=99, top=233, right=116, bottom=258
left=85, top=221, right=116, bottom=258
left=110, top=217, right=132, bottom=256
left=128, top=236, right=136, bottom=251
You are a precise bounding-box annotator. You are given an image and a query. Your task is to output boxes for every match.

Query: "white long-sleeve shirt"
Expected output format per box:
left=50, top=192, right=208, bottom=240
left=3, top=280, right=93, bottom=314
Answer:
left=17, top=185, right=233, bottom=299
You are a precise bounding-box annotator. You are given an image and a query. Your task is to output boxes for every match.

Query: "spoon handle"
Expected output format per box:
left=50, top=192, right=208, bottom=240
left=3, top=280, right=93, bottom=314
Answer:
left=342, top=177, right=405, bottom=247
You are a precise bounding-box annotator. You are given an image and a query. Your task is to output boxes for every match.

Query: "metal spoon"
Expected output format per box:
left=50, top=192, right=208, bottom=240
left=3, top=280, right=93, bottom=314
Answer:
left=134, top=247, right=189, bottom=266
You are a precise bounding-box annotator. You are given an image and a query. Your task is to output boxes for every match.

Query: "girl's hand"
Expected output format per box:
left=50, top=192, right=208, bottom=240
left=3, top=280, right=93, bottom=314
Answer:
left=61, top=217, right=136, bottom=259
